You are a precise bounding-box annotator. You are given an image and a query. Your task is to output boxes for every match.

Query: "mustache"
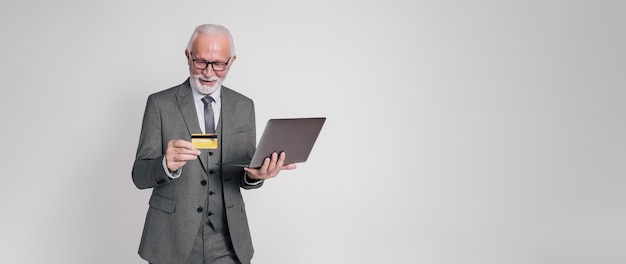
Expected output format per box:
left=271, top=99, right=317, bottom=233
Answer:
left=196, top=75, right=221, bottom=82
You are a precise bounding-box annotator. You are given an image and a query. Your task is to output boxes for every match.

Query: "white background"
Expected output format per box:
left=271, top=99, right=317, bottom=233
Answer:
left=1, top=1, right=624, bottom=263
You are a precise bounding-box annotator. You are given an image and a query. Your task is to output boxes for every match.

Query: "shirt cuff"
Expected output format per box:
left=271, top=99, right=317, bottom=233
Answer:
left=244, top=171, right=263, bottom=185
left=163, top=156, right=182, bottom=179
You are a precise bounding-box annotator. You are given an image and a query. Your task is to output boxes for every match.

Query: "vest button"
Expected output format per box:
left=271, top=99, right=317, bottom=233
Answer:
left=201, top=180, right=207, bottom=185
left=209, top=170, right=215, bottom=174
left=197, top=207, right=203, bottom=213
left=207, top=211, right=214, bottom=216
left=209, top=191, right=215, bottom=196
left=209, top=152, right=214, bottom=156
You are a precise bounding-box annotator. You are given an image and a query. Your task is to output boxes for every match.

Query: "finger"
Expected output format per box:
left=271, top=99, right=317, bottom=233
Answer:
left=173, top=153, right=199, bottom=162
left=259, top=157, right=271, bottom=174
left=275, top=152, right=286, bottom=168
left=170, top=139, right=197, bottom=150
left=277, top=152, right=297, bottom=170
left=168, top=141, right=201, bottom=156
left=266, top=152, right=279, bottom=174
left=167, top=149, right=199, bottom=158
left=189, top=144, right=200, bottom=155
left=178, top=147, right=201, bottom=156
left=282, top=163, right=297, bottom=170
left=168, top=151, right=199, bottom=163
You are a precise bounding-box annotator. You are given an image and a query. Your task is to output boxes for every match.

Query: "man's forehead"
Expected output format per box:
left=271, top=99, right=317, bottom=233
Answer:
left=192, top=33, right=230, bottom=50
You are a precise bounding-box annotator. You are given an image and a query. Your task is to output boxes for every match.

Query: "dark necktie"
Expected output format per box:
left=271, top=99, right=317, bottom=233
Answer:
left=201, top=96, right=215, bottom=134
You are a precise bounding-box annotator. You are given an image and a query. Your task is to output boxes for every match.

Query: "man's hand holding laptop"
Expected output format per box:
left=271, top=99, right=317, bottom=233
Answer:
left=244, top=152, right=297, bottom=180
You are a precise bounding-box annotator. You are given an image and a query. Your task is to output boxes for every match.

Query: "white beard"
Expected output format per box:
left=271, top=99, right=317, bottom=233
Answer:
left=190, top=74, right=222, bottom=95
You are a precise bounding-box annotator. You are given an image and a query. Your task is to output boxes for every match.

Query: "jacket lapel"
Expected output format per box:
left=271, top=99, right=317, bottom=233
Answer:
left=175, top=80, right=208, bottom=172
left=220, top=87, right=235, bottom=163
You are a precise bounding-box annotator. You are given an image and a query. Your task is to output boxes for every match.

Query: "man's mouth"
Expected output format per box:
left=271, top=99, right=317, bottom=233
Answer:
left=199, top=78, right=219, bottom=84
left=200, top=79, right=215, bottom=85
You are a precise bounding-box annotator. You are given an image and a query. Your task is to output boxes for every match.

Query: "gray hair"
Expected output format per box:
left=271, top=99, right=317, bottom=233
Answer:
left=186, top=24, right=235, bottom=56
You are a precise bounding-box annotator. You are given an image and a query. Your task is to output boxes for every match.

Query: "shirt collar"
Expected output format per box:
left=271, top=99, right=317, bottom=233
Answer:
left=191, top=84, right=222, bottom=104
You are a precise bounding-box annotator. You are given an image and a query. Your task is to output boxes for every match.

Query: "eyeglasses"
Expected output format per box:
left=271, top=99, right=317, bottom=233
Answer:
left=190, top=53, right=231, bottom=71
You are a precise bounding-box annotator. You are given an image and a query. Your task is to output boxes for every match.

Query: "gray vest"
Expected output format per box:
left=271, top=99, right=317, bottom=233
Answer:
left=202, top=122, right=227, bottom=230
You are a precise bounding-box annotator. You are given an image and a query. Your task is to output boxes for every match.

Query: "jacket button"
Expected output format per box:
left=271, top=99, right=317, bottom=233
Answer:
left=209, top=152, right=214, bottom=156
left=207, top=211, right=214, bottom=216
left=201, top=180, right=207, bottom=186
left=197, top=207, right=203, bottom=213
left=209, top=170, right=215, bottom=174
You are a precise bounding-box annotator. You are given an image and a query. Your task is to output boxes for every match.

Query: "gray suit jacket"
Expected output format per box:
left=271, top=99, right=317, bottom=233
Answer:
left=132, top=79, right=262, bottom=264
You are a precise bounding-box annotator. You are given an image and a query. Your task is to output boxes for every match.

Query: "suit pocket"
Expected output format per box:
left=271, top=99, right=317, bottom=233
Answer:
left=149, top=194, right=176, bottom=213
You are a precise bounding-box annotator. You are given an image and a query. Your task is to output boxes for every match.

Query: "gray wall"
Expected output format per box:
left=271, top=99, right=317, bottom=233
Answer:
left=1, top=1, right=624, bottom=263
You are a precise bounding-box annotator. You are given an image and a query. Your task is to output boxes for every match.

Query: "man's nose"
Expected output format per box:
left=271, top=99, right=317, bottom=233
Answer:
left=203, top=64, right=215, bottom=75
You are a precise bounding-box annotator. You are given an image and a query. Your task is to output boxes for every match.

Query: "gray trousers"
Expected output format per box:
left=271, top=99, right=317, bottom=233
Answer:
left=150, top=223, right=240, bottom=264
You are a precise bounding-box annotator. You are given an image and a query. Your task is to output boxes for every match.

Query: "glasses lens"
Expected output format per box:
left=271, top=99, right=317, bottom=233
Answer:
left=194, top=61, right=208, bottom=70
left=213, top=63, right=226, bottom=71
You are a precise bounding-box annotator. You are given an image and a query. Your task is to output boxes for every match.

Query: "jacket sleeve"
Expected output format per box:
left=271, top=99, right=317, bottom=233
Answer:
left=132, top=94, right=171, bottom=189
left=239, top=99, right=263, bottom=190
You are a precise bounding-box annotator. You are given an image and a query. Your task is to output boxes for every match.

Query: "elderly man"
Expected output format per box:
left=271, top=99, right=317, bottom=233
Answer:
left=132, top=24, right=295, bottom=264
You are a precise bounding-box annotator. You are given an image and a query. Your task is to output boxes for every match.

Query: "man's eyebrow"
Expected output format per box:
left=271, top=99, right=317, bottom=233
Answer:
left=190, top=53, right=208, bottom=61
left=191, top=56, right=208, bottom=62
left=193, top=56, right=225, bottom=63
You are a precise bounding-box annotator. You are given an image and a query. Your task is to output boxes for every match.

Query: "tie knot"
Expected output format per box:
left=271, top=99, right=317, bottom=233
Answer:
left=201, top=96, right=215, bottom=105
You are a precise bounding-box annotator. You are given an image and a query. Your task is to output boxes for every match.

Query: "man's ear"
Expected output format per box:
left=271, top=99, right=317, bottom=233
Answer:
left=229, top=55, right=237, bottom=66
left=184, top=50, right=190, bottom=62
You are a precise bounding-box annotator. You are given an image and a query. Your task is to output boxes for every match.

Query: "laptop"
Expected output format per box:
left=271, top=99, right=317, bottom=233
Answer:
left=219, top=117, right=326, bottom=168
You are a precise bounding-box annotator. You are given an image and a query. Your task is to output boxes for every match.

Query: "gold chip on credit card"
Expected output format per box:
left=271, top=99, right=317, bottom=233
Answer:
left=191, top=134, right=218, bottom=149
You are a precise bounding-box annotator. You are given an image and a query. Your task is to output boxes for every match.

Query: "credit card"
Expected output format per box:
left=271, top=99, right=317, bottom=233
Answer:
left=191, top=134, right=218, bottom=149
